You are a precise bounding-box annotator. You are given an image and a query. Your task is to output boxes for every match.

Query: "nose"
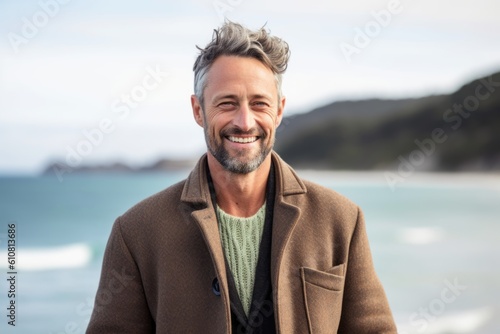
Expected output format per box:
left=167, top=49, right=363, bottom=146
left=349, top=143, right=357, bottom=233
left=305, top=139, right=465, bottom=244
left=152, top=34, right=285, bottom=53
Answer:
left=232, top=104, right=256, bottom=132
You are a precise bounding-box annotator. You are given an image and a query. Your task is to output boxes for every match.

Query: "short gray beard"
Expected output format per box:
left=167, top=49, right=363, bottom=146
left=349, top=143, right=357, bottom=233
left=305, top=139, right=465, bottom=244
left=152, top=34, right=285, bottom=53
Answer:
left=204, top=127, right=273, bottom=174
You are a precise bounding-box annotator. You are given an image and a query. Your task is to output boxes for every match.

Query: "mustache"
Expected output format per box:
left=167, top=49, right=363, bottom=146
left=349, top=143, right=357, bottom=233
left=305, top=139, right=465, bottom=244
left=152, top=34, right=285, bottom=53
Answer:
left=220, top=127, right=266, bottom=138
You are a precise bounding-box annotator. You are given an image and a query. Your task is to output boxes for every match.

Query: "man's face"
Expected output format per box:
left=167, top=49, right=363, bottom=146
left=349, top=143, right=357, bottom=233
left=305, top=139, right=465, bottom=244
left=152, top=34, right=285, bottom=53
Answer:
left=192, top=56, right=285, bottom=174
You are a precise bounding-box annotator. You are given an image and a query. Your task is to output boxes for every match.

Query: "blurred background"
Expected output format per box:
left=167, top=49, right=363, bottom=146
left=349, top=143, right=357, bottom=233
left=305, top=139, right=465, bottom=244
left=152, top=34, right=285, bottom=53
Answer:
left=0, top=0, right=499, bottom=333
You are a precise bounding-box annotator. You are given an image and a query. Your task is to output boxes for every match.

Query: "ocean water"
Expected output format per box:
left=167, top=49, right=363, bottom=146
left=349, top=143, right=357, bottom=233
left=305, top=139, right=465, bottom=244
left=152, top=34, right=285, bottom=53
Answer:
left=0, top=171, right=499, bottom=333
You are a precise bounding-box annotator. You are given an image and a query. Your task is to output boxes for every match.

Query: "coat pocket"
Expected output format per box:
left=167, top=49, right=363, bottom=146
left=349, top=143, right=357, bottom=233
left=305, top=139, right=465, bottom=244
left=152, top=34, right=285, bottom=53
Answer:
left=301, top=264, right=345, bottom=334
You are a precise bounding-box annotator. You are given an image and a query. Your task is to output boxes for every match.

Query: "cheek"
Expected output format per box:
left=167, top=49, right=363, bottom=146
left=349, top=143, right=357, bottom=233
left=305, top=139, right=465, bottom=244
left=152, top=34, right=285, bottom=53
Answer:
left=206, top=114, right=228, bottom=136
left=261, top=113, right=279, bottom=132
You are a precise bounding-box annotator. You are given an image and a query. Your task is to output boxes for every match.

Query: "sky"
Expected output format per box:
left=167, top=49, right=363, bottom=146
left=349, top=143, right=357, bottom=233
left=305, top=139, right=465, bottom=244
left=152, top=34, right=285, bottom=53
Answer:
left=1, top=0, right=500, bottom=174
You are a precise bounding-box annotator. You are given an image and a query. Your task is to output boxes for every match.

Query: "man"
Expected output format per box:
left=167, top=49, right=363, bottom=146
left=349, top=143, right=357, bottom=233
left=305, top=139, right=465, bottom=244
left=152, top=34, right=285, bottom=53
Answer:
left=87, top=22, right=397, bottom=333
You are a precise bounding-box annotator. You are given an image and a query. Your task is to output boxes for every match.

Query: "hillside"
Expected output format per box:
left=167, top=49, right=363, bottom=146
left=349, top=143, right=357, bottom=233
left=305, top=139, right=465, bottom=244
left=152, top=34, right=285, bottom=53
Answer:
left=275, top=71, right=500, bottom=171
left=42, top=158, right=196, bottom=176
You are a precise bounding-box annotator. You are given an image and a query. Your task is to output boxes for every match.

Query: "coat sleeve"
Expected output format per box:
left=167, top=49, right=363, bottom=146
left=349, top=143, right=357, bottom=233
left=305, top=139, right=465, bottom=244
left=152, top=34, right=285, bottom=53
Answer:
left=86, top=218, right=155, bottom=333
left=337, top=208, right=398, bottom=333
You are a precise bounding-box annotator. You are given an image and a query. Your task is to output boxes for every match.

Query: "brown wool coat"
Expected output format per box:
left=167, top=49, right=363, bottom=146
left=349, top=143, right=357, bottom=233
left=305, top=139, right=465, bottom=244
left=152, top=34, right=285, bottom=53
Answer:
left=86, top=152, right=397, bottom=333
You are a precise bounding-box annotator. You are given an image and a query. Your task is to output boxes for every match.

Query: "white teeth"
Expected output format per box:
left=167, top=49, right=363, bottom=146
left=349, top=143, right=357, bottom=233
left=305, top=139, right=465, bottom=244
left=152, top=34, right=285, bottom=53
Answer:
left=228, top=136, right=257, bottom=143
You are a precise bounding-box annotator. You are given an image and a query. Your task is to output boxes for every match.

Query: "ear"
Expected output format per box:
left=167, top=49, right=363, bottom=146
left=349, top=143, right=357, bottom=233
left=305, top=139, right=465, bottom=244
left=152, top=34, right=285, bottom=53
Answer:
left=275, top=96, right=286, bottom=127
left=191, top=95, right=204, bottom=127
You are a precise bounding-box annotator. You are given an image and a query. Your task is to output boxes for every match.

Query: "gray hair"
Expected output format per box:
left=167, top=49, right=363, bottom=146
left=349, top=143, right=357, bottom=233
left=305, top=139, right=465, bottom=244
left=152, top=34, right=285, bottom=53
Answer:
left=193, top=21, right=290, bottom=108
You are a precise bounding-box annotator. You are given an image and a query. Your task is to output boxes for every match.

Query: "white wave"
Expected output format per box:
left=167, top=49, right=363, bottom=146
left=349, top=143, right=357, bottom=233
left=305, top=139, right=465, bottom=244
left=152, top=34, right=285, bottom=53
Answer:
left=398, top=227, right=445, bottom=245
left=398, top=307, right=494, bottom=334
left=0, top=243, right=92, bottom=271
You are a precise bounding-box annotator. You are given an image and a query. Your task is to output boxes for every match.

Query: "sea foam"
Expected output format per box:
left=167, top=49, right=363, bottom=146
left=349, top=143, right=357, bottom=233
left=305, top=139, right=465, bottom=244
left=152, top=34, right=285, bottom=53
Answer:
left=0, top=243, right=92, bottom=271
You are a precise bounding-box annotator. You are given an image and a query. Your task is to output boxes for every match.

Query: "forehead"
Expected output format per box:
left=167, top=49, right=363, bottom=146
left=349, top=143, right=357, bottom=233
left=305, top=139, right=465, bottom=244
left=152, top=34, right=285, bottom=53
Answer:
left=204, top=55, right=277, bottom=98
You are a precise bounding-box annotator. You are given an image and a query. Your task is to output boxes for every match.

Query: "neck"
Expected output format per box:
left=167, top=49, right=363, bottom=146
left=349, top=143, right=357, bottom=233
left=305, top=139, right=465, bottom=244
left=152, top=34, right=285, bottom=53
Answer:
left=207, top=154, right=271, bottom=217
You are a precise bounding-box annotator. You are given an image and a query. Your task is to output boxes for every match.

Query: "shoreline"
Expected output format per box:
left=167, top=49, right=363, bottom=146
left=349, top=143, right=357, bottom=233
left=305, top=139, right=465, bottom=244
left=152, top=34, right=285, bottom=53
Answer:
left=295, top=170, right=500, bottom=189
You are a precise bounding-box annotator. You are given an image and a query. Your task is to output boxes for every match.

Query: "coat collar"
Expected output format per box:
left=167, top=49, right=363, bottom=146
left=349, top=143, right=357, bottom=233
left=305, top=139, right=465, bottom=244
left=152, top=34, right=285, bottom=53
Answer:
left=271, top=151, right=307, bottom=197
left=179, top=154, right=210, bottom=205
left=180, top=151, right=307, bottom=205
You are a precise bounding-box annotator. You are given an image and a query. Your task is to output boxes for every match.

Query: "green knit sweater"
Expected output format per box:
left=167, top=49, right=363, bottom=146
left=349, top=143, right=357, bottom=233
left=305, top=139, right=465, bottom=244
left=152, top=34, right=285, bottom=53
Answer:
left=216, top=203, right=266, bottom=316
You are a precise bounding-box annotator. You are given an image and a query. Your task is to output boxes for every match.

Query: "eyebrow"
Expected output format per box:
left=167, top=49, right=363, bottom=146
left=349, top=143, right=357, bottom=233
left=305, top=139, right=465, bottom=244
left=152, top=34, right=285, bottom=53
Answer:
left=212, top=93, right=273, bottom=103
left=212, top=94, right=238, bottom=102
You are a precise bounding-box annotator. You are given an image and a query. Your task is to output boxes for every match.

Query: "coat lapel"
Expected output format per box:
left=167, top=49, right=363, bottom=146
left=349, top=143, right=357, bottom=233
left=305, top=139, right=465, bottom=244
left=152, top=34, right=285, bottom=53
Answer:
left=270, top=152, right=307, bottom=281
left=180, top=155, right=232, bottom=332
left=269, top=152, right=307, bottom=332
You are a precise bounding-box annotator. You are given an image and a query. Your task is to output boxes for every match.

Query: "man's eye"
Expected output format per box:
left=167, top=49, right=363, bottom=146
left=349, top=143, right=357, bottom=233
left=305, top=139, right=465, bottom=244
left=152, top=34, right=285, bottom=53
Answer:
left=253, top=101, right=268, bottom=107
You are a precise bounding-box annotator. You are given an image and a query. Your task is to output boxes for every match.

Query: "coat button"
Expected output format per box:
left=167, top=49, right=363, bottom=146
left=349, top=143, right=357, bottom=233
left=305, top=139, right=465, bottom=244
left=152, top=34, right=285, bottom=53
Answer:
left=212, top=277, right=221, bottom=296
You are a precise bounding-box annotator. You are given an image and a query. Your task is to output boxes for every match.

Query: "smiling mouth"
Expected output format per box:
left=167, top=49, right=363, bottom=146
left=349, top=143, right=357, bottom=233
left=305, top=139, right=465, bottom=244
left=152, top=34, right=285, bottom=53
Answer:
left=226, top=136, right=258, bottom=144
